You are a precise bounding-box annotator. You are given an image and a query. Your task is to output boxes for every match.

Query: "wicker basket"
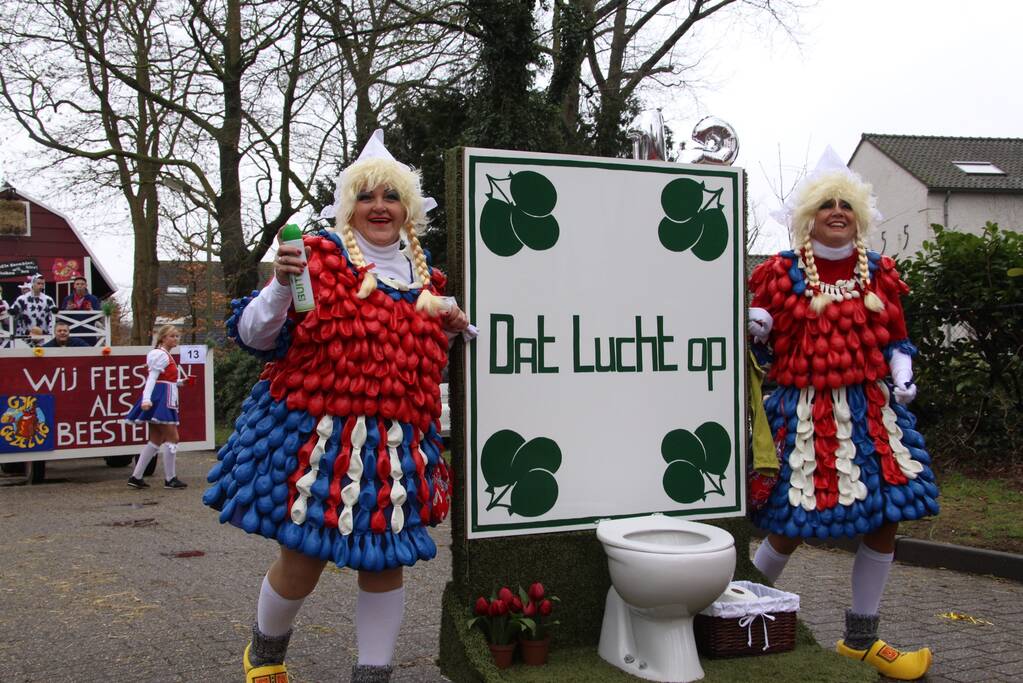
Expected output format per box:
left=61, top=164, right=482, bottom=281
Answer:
left=694, top=581, right=798, bottom=658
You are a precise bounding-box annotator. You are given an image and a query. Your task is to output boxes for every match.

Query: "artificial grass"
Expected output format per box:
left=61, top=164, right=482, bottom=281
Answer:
left=441, top=580, right=873, bottom=683
left=474, top=644, right=873, bottom=682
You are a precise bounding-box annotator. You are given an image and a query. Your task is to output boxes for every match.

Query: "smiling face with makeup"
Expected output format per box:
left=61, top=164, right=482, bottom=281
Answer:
left=811, top=198, right=857, bottom=248
left=351, top=185, right=408, bottom=247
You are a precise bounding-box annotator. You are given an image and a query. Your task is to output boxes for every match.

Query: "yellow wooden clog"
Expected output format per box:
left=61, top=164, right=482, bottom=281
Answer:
left=836, top=637, right=932, bottom=680
left=244, top=642, right=289, bottom=683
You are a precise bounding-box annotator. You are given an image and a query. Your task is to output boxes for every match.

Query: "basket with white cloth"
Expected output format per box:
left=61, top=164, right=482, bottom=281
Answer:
left=694, top=581, right=799, bottom=657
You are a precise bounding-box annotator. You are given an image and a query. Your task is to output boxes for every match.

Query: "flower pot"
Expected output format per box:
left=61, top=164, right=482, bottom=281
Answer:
left=488, top=642, right=516, bottom=669
left=519, top=635, right=550, bottom=666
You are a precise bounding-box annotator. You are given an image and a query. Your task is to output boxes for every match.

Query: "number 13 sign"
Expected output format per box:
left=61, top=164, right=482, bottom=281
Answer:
left=178, top=345, right=206, bottom=364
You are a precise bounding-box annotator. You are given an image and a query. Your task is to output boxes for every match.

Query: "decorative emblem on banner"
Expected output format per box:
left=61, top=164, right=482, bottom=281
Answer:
left=0, top=395, right=55, bottom=453
left=51, top=258, right=83, bottom=281
left=481, top=430, right=562, bottom=517
left=661, top=422, right=731, bottom=503
left=657, top=178, right=729, bottom=261
left=480, top=171, right=560, bottom=256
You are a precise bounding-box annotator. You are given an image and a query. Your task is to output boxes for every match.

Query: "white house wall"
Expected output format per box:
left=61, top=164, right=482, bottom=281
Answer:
left=936, top=192, right=1023, bottom=239
left=849, top=142, right=930, bottom=259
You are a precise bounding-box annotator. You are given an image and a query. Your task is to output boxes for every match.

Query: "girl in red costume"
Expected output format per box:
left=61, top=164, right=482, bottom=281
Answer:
left=125, top=324, right=189, bottom=489
left=748, top=149, right=936, bottom=680
left=204, top=131, right=471, bottom=683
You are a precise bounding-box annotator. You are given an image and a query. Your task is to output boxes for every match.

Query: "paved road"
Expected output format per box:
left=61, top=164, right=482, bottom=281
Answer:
left=1, top=453, right=1020, bottom=682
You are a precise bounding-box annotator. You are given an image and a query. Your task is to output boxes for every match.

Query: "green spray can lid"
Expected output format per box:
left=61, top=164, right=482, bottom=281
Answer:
left=281, top=223, right=302, bottom=241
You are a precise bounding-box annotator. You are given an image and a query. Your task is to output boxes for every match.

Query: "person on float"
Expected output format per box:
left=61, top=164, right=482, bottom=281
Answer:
left=60, top=276, right=102, bottom=311
left=202, top=130, right=472, bottom=683
left=43, top=321, right=89, bottom=347
left=747, top=148, right=937, bottom=680
left=124, top=324, right=190, bottom=489
left=0, top=296, right=11, bottom=347
left=10, top=274, right=57, bottom=345
left=60, top=276, right=103, bottom=344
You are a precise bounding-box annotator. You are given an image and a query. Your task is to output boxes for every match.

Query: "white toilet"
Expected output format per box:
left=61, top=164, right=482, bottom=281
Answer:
left=597, top=514, right=736, bottom=682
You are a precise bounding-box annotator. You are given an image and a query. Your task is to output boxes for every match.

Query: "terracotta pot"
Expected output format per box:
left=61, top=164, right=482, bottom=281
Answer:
left=488, top=642, right=516, bottom=669
left=519, top=635, right=551, bottom=666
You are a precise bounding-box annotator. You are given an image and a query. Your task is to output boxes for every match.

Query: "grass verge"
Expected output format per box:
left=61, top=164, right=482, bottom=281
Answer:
left=899, top=469, right=1023, bottom=554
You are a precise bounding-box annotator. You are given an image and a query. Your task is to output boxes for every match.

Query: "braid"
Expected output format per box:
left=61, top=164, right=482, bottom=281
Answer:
left=855, top=234, right=871, bottom=288
left=338, top=220, right=377, bottom=299
left=802, top=237, right=829, bottom=314
left=404, top=227, right=432, bottom=288
left=855, top=232, right=885, bottom=312
left=405, top=225, right=444, bottom=316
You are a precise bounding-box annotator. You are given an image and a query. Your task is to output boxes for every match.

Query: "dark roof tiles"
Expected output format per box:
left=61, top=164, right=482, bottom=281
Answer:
left=857, top=134, right=1023, bottom=193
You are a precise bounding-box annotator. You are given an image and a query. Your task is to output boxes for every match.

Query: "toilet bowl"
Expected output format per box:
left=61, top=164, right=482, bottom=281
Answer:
left=597, top=514, right=735, bottom=682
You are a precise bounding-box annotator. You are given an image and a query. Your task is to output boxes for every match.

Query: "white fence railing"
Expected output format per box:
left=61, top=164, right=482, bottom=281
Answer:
left=0, top=311, right=110, bottom=348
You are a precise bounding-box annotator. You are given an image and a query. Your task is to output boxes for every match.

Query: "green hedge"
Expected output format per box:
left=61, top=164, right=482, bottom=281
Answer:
left=212, top=344, right=264, bottom=428
left=901, top=223, right=1023, bottom=466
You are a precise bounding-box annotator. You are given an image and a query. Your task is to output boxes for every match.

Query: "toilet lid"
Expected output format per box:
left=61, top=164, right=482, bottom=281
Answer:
left=597, top=515, right=735, bottom=555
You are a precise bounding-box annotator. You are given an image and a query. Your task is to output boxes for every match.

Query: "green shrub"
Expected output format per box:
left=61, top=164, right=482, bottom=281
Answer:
left=900, top=222, right=1023, bottom=466
left=213, top=346, right=265, bottom=428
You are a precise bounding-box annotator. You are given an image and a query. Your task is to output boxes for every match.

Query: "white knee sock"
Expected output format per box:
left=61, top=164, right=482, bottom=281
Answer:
left=851, top=544, right=893, bottom=616
left=131, top=442, right=159, bottom=479
left=162, top=442, right=178, bottom=481
left=257, top=574, right=306, bottom=637
left=753, top=538, right=792, bottom=584
left=356, top=586, right=405, bottom=666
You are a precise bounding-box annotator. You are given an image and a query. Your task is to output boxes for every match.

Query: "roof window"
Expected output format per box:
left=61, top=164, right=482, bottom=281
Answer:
left=953, top=161, right=1005, bottom=175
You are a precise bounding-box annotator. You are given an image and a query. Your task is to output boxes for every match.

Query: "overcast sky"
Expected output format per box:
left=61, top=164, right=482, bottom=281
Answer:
left=674, top=0, right=1023, bottom=252
left=2, top=0, right=1021, bottom=298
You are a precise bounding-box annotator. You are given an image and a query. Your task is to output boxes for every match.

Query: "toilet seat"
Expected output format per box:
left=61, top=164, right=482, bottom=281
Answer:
left=597, top=515, right=733, bottom=555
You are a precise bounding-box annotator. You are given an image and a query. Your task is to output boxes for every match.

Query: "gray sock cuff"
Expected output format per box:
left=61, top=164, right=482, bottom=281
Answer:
left=844, top=609, right=880, bottom=650
left=249, top=622, right=292, bottom=667
left=351, top=664, right=393, bottom=683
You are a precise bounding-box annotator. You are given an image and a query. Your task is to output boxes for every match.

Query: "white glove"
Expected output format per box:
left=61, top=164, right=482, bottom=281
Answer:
left=889, top=349, right=917, bottom=405
left=748, top=307, right=773, bottom=343
left=893, top=383, right=917, bottom=405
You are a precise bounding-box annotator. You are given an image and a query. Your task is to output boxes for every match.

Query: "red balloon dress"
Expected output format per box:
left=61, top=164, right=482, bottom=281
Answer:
left=749, top=248, right=939, bottom=539
left=203, top=231, right=452, bottom=570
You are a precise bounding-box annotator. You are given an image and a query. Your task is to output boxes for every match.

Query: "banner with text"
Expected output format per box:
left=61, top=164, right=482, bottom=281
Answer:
left=463, top=149, right=746, bottom=538
left=0, top=346, right=214, bottom=462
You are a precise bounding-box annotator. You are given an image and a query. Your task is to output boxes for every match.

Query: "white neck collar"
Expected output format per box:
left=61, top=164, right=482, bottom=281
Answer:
left=351, top=230, right=414, bottom=285
left=810, top=239, right=855, bottom=260
left=353, top=231, right=400, bottom=261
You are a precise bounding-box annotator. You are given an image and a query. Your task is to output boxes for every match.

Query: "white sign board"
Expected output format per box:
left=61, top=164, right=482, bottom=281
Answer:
left=463, top=149, right=747, bottom=538
left=178, top=344, right=207, bottom=365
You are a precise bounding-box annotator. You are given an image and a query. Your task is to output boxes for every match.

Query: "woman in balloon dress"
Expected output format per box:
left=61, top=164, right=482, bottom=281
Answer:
left=203, top=131, right=470, bottom=683
left=747, top=149, right=937, bottom=680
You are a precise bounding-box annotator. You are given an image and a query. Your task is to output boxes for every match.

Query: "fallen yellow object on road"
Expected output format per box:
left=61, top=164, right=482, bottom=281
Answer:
left=938, top=611, right=993, bottom=625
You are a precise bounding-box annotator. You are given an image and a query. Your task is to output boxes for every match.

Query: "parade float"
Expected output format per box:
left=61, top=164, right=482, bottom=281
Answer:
left=437, top=121, right=874, bottom=681
left=0, top=184, right=214, bottom=482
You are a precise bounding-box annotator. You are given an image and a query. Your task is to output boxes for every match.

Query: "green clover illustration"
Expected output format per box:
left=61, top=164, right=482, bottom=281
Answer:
left=480, top=171, right=560, bottom=256
left=661, top=421, right=732, bottom=504
left=657, top=178, right=729, bottom=261
left=480, top=429, right=561, bottom=517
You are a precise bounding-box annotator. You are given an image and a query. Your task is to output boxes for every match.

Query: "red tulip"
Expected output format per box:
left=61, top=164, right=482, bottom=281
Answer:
left=528, top=582, right=545, bottom=601
left=489, top=599, right=508, bottom=617
left=539, top=599, right=553, bottom=616
left=523, top=601, right=537, bottom=617
left=498, top=586, right=514, bottom=603
left=509, top=596, right=523, bottom=613
left=474, top=597, right=489, bottom=616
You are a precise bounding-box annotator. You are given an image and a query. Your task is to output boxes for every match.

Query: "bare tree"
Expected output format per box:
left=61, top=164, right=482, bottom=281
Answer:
left=566, top=0, right=805, bottom=155
left=0, top=0, right=192, bottom=342
left=308, top=0, right=473, bottom=153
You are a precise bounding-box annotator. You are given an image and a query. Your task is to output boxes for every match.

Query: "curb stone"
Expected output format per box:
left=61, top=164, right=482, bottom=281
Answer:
left=752, top=528, right=1023, bottom=583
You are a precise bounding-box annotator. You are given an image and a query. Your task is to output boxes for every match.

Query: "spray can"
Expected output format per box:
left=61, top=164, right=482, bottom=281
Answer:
left=279, top=223, right=315, bottom=313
